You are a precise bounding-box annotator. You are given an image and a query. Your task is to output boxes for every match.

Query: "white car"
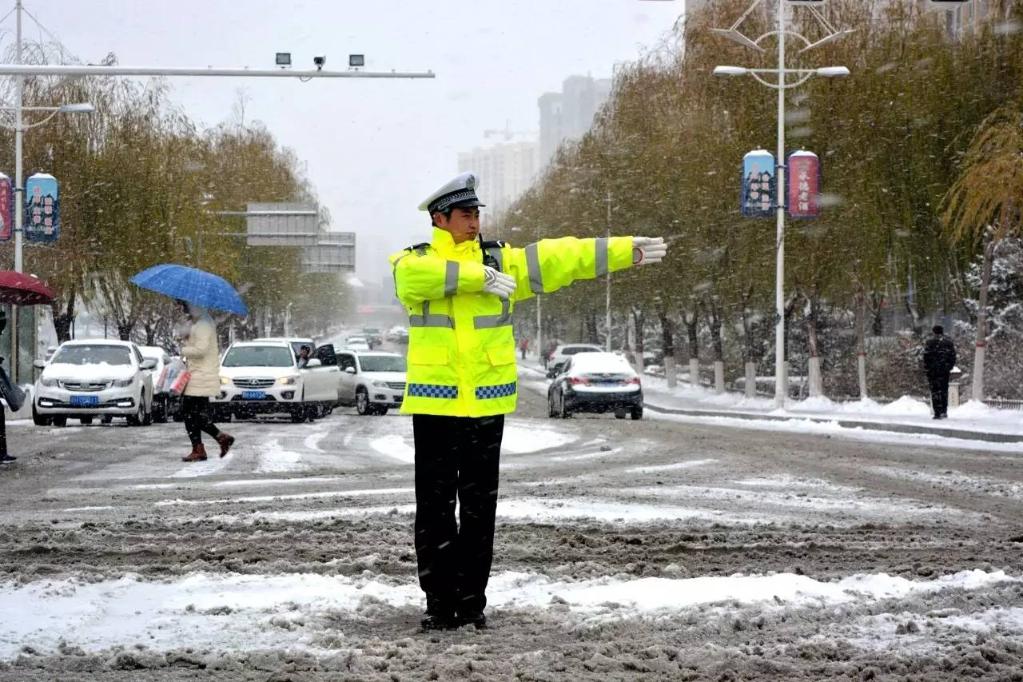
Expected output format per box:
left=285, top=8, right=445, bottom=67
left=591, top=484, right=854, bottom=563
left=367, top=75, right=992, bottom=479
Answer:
left=345, top=336, right=372, bottom=352
left=213, top=340, right=340, bottom=422
left=33, top=340, right=157, bottom=427
left=337, top=350, right=406, bottom=415
left=547, top=351, right=643, bottom=420
left=546, top=343, right=604, bottom=377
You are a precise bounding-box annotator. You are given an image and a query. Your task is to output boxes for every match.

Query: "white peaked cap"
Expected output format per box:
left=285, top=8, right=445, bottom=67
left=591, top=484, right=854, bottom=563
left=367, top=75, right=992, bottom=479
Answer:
left=418, top=172, right=486, bottom=213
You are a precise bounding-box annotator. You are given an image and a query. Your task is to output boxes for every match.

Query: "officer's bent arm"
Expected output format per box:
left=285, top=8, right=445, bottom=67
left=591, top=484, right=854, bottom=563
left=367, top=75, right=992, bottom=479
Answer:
left=508, top=236, right=634, bottom=301
left=390, top=252, right=487, bottom=305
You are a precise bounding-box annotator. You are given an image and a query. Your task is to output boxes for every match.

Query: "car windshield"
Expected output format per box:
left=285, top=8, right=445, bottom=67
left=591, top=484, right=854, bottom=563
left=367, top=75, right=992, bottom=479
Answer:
left=360, top=355, right=406, bottom=372
left=564, top=346, right=601, bottom=355
left=222, top=346, right=294, bottom=368
left=53, top=345, right=132, bottom=366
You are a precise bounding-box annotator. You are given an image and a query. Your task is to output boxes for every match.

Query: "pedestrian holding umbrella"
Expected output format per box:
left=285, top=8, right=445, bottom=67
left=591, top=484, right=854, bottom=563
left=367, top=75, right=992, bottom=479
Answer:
left=131, top=265, right=242, bottom=462
left=0, top=271, right=55, bottom=465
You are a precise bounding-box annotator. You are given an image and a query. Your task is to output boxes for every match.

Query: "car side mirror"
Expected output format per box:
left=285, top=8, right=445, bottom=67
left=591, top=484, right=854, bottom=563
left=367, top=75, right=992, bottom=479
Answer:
left=305, top=358, right=322, bottom=368
left=344, top=366, right=356, bottom=375
left=33, top=359, right=46, bottom=370
left=140, top=359, right=158, bottom=370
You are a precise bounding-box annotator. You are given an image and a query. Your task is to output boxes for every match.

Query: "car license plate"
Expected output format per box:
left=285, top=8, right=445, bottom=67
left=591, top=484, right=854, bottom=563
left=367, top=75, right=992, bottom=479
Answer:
left=70, top=395, right=99, bottom=407
left=242, top=391, right=266, bottom=400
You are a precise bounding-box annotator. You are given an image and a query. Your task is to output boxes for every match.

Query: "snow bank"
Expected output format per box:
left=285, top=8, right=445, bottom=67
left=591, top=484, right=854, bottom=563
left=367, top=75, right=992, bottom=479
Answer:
left=0, top=569, right=1015, bottom=659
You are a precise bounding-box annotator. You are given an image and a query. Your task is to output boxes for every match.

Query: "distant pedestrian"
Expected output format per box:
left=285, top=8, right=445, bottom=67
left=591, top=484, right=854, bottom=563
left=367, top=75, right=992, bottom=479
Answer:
left=177, top=301, right=234, bottom=461
left=518, top=337, right=529, bottom=361
left=922, top=325, right=957, bottom=420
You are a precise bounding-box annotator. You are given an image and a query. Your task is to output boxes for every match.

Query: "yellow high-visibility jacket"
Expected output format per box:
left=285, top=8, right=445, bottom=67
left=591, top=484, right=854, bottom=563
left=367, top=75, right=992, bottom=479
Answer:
left=389, top=227, right=635, bottom=417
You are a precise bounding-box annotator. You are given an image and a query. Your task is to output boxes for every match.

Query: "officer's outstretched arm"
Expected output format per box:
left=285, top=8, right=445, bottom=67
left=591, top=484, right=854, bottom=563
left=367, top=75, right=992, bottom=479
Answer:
left=506, top=236, right=635, bottom=301
left=389, top=251, right=487, bottom=306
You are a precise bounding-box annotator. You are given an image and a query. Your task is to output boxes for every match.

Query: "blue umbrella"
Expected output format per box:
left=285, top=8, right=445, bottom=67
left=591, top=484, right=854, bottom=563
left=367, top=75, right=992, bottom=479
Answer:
left=131, top=264, right=248, bottom=316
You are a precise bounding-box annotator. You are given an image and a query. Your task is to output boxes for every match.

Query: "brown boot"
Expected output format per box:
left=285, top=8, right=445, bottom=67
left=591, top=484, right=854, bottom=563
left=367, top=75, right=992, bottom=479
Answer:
left=215, top=433, right=235, bottom=458
left=182, top=443, right=208, bottom=462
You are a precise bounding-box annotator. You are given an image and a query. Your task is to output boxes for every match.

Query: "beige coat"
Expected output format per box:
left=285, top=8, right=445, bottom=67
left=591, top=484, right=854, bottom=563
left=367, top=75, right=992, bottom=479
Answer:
left=180, top=308, right=221, bottom=397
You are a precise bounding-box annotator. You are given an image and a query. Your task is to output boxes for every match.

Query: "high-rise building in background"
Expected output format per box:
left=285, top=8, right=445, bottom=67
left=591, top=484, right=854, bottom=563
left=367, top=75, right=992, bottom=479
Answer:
left=538, top=75, right=612, bottom=165
left=457, top=140, right=540, bottom=226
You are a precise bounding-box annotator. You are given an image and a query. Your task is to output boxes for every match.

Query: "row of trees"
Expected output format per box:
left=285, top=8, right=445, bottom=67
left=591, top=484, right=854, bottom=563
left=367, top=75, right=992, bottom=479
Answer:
left=497, top=0, right=1023, bottom=401
left=0, top=48, right=349, bottom=350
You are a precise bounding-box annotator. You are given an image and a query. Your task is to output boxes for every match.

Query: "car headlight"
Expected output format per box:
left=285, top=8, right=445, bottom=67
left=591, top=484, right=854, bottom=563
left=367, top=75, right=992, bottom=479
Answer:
left=371, top=380, right=389, bottom=388
left=220, top=376, right=232, bottom=385
left=113, top=378, right=133, bottom=388
left=277, top=375, right=299, bottom=386
left=40, top=377, right=58, bottom=387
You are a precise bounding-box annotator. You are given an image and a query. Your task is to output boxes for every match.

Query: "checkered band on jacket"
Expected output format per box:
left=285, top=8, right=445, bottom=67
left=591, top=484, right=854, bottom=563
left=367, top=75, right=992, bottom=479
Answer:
left=475, top=382, right=517, bottom=400
left=407, top=383, right=459, bottom=399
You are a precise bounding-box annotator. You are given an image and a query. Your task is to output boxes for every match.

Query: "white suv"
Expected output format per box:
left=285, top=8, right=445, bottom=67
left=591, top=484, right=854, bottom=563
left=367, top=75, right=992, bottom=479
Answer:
left=337, top=351, right=406, bottom=415
left=214, top=340, right=340, bottom=422
left=33, top=340, right=156, bottom=427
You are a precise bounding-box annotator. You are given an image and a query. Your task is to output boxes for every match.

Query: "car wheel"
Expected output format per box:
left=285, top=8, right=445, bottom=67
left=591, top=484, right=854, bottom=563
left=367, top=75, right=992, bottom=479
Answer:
left=614, top=409, right=626, bottom=420
left=558, top=393, right=570, bottom=419
left=32, top=407, right=51, bottom=427
left=155, top=397, right=169, bottom=423
left=141, top=396, right=153, bottom=426
left=290, top=408, right=306, bottom=423
left=52, top=416, right=67, bottom=427
left=79, top=417, right=94, bottom=426
left=127, top=403, right=144, bottom=426
left=356, top=388, right=371, bottom=416
left=101, top=415, right=113, bottom=425
left=630, top=405, right=643, bottom=420
left=547, top=392, right=558, bottom=418
left=375, top=407, right=388, bottom=416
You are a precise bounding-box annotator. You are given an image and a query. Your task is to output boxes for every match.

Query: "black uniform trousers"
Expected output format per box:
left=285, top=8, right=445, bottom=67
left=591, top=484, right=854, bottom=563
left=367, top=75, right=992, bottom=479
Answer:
left=412, top=413, right=504, bottom=617
left=928, top=373, right=950, bottom=417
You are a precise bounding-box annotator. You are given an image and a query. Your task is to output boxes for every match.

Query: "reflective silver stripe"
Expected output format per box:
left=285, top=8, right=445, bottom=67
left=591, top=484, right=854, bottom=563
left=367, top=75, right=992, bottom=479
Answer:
left=525, top=242, right=544, bottom=294
left=487, top=247, right=504, bottom=272
left=595, top=237, right=609, bottom=277
left=408, top=301, right=454, bottom=328
left=474, top=299, right=512, bottom=329
left=444, top=261, right=459, bottom=297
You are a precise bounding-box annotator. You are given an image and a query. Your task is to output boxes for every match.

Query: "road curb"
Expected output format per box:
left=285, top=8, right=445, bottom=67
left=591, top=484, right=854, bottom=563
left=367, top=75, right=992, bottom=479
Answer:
left=643, top=403, right=1023, bottom=444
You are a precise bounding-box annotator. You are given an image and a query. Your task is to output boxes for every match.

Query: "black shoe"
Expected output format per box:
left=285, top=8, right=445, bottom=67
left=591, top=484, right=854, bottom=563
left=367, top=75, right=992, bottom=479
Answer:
left=456, top=611, right=487, bottom=629
left=420, top=612, right=459, bottom=632
left=0, top=454, right=16, bottom=464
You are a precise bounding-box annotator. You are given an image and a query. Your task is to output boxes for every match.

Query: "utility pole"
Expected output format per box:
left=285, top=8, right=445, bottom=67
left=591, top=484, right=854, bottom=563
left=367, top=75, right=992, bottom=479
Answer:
left=0, top=5, right=433, bottom=380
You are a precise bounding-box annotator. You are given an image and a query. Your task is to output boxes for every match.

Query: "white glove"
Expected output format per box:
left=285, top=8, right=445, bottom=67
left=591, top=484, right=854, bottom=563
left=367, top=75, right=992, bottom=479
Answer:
left=632, top=237, right=667, bottom=265
left=482, top=266, right=516, bottom=299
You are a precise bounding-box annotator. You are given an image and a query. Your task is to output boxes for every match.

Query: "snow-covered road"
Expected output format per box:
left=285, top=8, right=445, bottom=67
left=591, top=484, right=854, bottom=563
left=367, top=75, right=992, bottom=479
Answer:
left=0, top=385, right=1021, bottom=680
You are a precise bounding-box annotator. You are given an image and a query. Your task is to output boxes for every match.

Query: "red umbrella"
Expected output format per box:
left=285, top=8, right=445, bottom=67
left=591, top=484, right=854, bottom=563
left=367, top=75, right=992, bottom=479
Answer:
left=0, top=271, right=55, bottom=305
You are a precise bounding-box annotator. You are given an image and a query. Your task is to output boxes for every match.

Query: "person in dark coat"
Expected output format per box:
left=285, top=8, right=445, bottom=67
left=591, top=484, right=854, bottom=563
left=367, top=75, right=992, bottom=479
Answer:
left=922, top=325, right=957, bottom=419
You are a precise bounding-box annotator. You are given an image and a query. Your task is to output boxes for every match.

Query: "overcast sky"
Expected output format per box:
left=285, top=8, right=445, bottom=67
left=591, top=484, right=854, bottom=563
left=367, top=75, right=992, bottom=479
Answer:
left=9, top=0, right=683, bottom=283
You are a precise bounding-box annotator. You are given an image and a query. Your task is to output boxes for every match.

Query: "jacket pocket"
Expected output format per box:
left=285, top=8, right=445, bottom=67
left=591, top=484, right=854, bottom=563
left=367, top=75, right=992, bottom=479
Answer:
left=409, top=346, right=449, bottom=365
left=486, top=345, right=516, bottom=367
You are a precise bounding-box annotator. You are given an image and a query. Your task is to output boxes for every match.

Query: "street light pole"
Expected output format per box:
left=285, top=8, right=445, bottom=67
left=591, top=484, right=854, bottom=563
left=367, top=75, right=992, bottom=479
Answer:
left=774, top=0, right=787, bottom=408
left=10, top=0, right=24, bottom=380
left=712, top=0, right=851, bottom=408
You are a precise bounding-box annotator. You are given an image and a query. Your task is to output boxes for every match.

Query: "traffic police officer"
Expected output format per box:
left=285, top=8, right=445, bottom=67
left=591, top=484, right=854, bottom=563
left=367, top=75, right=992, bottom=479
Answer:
left=390, top=172, right=667, bottom=630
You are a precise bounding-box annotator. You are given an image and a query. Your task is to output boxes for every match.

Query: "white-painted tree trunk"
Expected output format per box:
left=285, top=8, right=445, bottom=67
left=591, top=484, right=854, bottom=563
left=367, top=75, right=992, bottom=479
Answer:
left=664, top=355, right=677, bottom=389
left=857, top=354, right=867, bottom=400
left=808, top=357, right=823, bottom=397
left=689, top=359, right=700, bottom=388
left=779, top=360, right=789, bottom=405
left=714, top=361, right=725, bottom=393
left=971, top=343, right=985, bottom=403
left=744, top=362, right=756, bottom=398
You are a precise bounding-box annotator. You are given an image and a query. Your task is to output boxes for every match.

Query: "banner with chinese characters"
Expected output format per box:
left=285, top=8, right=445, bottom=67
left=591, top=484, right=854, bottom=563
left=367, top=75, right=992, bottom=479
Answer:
left=741, top=149, right=775, bottom=218
left=787, top=151, right=821, bottom=219
left=24, top=172, right=60, bottom=243
left=0, top=174, right=12, bottom=242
